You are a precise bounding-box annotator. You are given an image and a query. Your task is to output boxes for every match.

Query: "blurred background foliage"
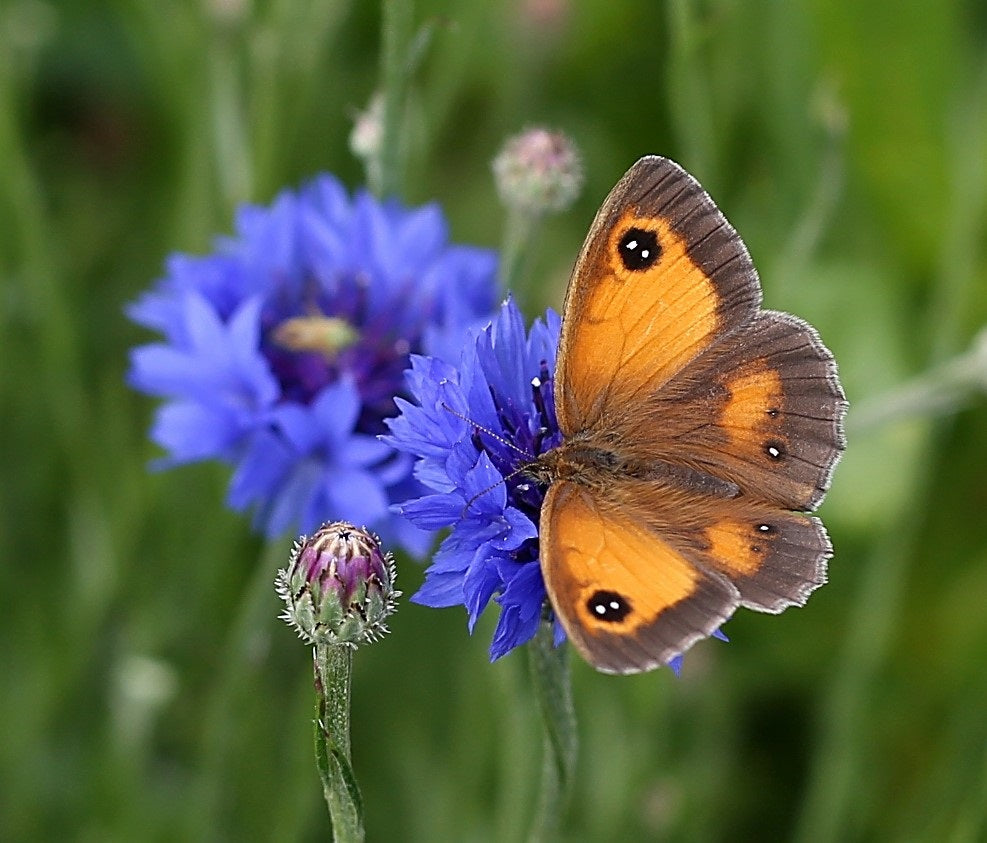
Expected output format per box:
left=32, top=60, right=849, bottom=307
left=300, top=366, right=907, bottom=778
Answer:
left=2, top=0, right=987, bottom=840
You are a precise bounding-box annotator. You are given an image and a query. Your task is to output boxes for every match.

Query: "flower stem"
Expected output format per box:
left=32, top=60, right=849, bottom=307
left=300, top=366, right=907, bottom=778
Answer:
left=527, top=620, right=577, bottom=842
left=208, top=16, right=252, bottom=209
left=849, top=330, right=987, bottom=434
left=313, top=643, right=365, bottom=842
left=500, top=205, right=543, bottom=295
left=373, top=0, right=414, bottom=198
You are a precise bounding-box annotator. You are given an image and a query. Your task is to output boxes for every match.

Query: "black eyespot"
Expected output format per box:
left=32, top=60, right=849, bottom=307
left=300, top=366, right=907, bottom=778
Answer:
left=618, top=228, right=661, bottom=271
left=766, top=407, right=780, bottom=418
left=750, top=544, right=762, bottom=554
left=764, top=439, right=786, bottom=460
left=756, top=523, right=776, bottom=534
left=587, top=590, right=632, bottom=623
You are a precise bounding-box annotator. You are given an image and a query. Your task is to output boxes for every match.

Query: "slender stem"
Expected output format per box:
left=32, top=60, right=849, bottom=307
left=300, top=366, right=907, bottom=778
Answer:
left=189, top=542, right=283, bottom=839
left=527, top=620, right=577, bottom=842
left=666, top=0, right=716, bottom=182
left=849, top=342, right=987, bottom=435
left=499, top=206, right=543, bottom=296
left=373, top=0, right=414, bottom=198
left=208, top=25, right=252, bottom=209
left=314, top=643, right=365, bottom=842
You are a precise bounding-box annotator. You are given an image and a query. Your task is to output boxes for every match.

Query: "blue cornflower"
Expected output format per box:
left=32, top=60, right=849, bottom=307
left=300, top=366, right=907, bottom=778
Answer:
left=386, top=297, right=725, bottom=670
left=127, top=174, right=497, bottom=552
left=384, top=297, right=563, bottom=659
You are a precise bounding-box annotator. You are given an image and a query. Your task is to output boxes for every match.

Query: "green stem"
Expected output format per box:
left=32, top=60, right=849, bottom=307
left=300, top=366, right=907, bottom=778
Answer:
left=373, top=0, right=414, bottom=198
left=666, top=0, right=716, bottom=182
left=314, top=643, right=364, bottom=842
left=527, top=620, right=577, bottom=842
left=499, top=205, right=543, bottom=295
left=208, top=23, right=252, bottom=209
left=189, top=541, right=283, bottom=839
left=848, top=338, right=987, bottom=435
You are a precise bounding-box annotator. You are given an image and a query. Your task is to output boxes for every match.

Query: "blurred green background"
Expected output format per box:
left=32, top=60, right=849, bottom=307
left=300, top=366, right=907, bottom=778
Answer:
left=2, top=0, right=987, bottom=840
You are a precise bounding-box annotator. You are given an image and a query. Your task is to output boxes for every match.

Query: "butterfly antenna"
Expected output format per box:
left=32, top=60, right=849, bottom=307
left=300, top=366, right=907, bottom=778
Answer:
left=439, top=402, right=533, bottom=459
left=461, top=464, right=535, bottom=517
left=439, top=402, right=538, bottom=517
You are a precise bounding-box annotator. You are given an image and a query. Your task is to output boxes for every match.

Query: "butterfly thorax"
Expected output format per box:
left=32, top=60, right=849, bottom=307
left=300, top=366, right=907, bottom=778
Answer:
left=528, top=436, right=622, bottom=489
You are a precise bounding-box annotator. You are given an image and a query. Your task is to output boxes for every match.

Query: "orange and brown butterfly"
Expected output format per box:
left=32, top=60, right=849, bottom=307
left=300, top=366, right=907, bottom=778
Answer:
left=389, top=156, right=846, bottom=674
left=528, top=156, right=846, bottom=673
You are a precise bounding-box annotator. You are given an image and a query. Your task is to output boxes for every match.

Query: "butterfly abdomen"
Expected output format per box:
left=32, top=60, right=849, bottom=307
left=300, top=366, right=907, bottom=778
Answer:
left=536, top=436, right=740, bottom=503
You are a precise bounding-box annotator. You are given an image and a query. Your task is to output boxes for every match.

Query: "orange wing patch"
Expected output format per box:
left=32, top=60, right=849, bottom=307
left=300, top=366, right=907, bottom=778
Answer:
left=702, top=518, right=768, bottom=578
left=698, top=509, right=830, bottom=613
left=718, top=358, right=787, bottom=459
left=540, top=482, right=739, bottom=673
left=564, top=211, right=721, bottom=422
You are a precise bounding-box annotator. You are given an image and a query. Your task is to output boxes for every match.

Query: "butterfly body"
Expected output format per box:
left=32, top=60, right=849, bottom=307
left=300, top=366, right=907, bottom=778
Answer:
left=536, top=156, right=846, bottom=674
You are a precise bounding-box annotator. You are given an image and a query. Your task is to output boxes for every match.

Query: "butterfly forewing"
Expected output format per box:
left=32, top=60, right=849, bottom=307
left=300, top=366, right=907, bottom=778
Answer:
left=554, top=156, right=762, bottom=435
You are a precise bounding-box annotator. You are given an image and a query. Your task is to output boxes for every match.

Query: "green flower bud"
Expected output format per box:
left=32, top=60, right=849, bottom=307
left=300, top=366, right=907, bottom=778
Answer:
left=276, top=522, right=400, bottom=647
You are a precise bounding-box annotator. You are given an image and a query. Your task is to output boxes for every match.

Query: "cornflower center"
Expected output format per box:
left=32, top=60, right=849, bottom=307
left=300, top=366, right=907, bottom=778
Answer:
left=262, top=291, right=419, bottom=435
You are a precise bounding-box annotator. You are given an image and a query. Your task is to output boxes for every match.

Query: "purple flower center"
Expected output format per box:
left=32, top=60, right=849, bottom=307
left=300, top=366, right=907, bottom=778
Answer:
left=260, top=292, right=417, bottom=435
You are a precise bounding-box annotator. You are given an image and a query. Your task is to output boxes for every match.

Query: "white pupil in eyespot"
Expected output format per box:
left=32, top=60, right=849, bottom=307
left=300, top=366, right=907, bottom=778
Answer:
left=626, top=239, right=650, bottom=259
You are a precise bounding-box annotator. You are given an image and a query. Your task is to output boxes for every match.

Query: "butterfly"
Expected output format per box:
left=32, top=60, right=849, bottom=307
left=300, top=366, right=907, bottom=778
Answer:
left=529, top=156, right=847, bottom=674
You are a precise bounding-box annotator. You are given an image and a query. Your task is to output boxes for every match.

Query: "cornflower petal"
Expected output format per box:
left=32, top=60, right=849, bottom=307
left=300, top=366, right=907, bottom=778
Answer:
left=395, top=492, right=465, bottom=531
left=150, top=401, right=243, bottom=463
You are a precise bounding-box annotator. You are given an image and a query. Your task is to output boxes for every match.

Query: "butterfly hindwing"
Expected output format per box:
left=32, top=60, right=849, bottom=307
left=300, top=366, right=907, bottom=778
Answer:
left=618, top=309, right=846, bottom=511
left=698, top=506, right=831, bottom=613
left=540, top=481, right=740, bottom=674
left=540, top=471, right=833, bottom=670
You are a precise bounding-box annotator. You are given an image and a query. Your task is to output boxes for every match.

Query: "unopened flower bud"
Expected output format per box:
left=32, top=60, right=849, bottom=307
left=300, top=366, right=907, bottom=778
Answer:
left=492, top=128, right=583, bottom=215
left=276, top=522, right=400, bottom=647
